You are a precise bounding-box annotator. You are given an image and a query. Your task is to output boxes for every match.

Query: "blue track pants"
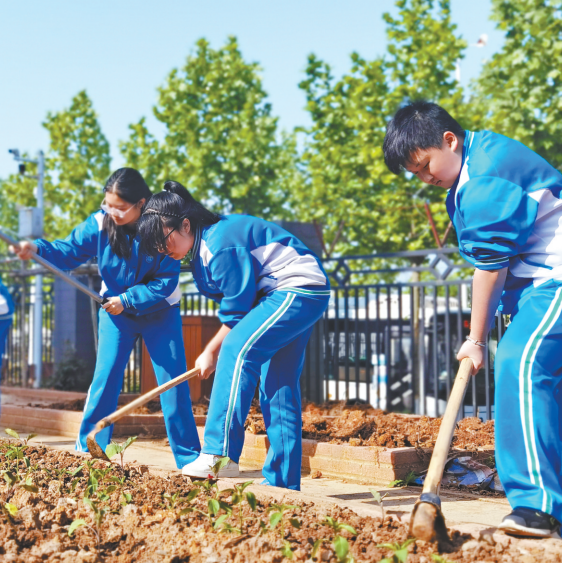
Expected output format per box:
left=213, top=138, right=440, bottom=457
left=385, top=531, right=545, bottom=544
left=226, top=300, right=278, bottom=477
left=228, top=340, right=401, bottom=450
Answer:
left=76, top=307, right=201, bottom=468
left=495, top=280, right=562, bottom=520
left=202, top=288, right=330, bottom=491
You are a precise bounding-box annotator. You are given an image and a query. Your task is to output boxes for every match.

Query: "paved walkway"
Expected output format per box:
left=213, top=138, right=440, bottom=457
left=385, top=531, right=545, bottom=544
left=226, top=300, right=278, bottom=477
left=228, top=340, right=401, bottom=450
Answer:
left=0, top=429, right=510, bottom=533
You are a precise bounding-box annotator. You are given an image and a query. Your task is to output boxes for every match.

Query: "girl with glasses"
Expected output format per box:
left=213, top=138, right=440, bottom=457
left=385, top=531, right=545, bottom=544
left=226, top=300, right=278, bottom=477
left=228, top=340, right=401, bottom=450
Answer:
left=138, top=181, right=330, bottom=491
left=11, top=168, right=201, bottom=468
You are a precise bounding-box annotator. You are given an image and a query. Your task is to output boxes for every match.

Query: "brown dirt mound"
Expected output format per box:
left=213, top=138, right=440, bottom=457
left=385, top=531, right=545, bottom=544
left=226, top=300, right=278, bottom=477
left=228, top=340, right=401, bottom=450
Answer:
left=0, top=439, right=559, bottom=562
left=32, top=397, right=495, bottom=450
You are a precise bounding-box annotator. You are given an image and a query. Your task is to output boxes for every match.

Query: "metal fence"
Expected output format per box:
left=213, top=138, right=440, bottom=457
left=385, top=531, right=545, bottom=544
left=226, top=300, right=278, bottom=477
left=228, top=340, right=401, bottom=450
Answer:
left=1, top=248, right=501, bottom=420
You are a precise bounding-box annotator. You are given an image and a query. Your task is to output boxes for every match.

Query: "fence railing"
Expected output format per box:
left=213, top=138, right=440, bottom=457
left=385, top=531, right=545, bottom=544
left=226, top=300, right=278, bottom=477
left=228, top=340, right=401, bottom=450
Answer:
left=1, top=249, right=499, bottom=420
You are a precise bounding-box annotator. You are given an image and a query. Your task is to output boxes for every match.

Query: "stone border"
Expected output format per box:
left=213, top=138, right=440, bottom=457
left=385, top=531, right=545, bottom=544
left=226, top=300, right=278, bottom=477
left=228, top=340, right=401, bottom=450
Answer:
left=0, top=400, right=493, bottom=485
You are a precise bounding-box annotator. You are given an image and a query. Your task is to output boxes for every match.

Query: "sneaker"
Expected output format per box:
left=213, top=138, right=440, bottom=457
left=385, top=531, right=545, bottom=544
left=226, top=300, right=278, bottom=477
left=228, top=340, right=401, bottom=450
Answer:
left=499, top=507, right=561, bottom=539
left=181, top=453, right=239, bottom=479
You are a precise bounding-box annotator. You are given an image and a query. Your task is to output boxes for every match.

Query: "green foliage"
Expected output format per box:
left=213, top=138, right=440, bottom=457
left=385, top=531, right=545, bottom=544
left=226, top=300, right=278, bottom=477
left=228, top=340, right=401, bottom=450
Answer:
left=312, top=516, right=356, bottom=563
left=121, top=37, right=299, bottom=219
left=295, top=0, right=466, bottom=256
left=377, top=539, right=415, bottom=563
left=2, top=91, right=110, bottom=240
left=267, top=503, right=299, bottom=541
left=220, top=480, right=255, bottom=533
left=4, top=429, right=36, bottom=446
left=431, top=554, right=452, bottom=563
left=68, top=518, right=87, bottom=537
left=387, top=471, right=418, bottom=488
left=473, top=0, right=562, bottom=169
left=369, top=489, right=389, bottom=522
left=105, top=436, right=137, bottom=468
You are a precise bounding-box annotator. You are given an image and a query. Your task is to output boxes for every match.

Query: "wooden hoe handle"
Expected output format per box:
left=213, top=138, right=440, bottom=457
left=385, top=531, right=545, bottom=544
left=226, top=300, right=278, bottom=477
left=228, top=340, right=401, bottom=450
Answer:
left=422, top=357, right=473, bottom=495
left=93, top=367, right=201, bottom=433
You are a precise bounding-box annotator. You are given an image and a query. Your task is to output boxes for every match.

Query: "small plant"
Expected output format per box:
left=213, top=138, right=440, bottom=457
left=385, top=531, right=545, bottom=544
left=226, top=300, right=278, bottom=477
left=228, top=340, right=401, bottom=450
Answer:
left=377, top=539, right=415, bottom=563
left=369, top=489, right=389, bottom=523
left=192, top=457, right=230, bottom=499
left=105, top=436, right=137, bottom=468
left=268, top=503, right=300, bottom=541
left=2, top=502, right=18, bottom=521
left=5, top=429, right=37, bottom=446
left=387, top=470, right=418, bottom=488
left=431, top=554, right=452, bottom=563
left=163, top=489, right=199, bottom=513
left=221, top=480, right=256, bottom=534
left=121, top=492, right=133, bottom=506
left=312, top=517, right=357, bottom=563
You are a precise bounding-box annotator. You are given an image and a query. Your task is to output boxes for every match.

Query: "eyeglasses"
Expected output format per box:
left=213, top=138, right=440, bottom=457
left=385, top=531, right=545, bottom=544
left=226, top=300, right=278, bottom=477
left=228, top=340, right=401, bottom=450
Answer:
left=100, top=199, right=135, bottom=219
left=157, top=227, right=177, bottom=255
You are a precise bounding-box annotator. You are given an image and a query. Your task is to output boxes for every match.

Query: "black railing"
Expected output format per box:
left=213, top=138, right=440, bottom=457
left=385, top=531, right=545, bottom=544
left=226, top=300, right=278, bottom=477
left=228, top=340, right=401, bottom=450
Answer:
left=0, top=249, right=498, bottom=420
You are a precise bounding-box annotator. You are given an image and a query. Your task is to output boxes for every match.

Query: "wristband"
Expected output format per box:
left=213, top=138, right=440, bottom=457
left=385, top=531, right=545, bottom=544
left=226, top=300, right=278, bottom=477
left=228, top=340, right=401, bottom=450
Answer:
left=466, top=336, right=486, bottom=348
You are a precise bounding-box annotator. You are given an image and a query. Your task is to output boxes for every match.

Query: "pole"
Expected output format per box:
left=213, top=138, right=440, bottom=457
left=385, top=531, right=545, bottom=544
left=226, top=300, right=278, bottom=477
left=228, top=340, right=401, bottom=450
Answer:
left=33, top=151, right=44, bottom=388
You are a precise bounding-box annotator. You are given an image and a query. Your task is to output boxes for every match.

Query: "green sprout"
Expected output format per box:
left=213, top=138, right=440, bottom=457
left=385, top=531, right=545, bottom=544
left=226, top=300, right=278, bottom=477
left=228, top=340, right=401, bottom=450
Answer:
left=105, top=436, right=137, bottom=468
left=377, top=539, right=415, bottom=563
left=369, top=489, right=389, bottom=523
left=5, top=428, right=37, bottom=445
left=312, top=517, right=357, bottom=563
left=221, top=480, right=256, bottom=533
left=387, top=470, right=418, bottom=488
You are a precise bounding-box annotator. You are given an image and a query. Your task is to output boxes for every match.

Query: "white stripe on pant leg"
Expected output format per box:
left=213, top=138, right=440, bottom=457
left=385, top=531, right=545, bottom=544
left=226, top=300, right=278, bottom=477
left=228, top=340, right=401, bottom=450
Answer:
left=222, top=292, right=296, bottom=455
left=519, top=287, right=562, bottom=514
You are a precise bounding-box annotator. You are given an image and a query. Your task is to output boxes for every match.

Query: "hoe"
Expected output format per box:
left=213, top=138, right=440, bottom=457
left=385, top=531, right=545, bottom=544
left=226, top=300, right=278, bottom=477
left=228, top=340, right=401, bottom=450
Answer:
left=0, top=228, right=202, bottom=461
left=409, top=357, right=474, bottom=542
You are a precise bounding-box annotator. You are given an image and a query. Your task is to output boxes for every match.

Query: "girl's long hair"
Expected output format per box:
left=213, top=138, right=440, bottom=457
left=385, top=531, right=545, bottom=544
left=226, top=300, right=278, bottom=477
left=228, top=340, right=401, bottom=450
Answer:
left=138, top=181, right=221, bottom=256
left=103, top=168, right=152, bottom=258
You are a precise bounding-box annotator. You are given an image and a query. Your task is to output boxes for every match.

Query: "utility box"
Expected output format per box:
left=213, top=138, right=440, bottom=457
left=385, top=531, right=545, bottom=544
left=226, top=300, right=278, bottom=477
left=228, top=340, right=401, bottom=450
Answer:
left=141, top=315, right=222, bottom=401
left=53, top=275, right=101, bottom=381
left=18, top=207, right=43, bottom=239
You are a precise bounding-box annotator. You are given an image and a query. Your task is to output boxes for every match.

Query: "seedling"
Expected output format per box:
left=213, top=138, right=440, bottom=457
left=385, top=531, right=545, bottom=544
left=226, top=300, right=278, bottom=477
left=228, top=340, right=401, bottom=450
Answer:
left=369, top=489, right=389, bottom=523
left=163, top=488, right=200, bottom=513
left=311, top=517, right=357, bottom=563
left=5, top=428, right=37, bottom=446
left=2, top=502, right=18, bottom=521
left=192, top=457, right=230, bottom=499
left=267, top=503, right=300, bottom=541
left=377, top=539, right=415, bottom=563
left=221, top=480, right=256, bottom=533
left=431, top=555, right=452, bottom=563
left=387, top=470, right=418, bottom=488
left=105, top=436, right=137, bottom=468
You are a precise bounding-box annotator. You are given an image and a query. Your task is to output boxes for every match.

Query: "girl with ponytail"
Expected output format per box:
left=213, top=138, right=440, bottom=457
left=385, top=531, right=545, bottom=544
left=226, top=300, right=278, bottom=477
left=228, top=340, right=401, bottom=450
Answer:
left=138, top=181, right=330, bottom=490
left=12, top=169, right=201, bottom=468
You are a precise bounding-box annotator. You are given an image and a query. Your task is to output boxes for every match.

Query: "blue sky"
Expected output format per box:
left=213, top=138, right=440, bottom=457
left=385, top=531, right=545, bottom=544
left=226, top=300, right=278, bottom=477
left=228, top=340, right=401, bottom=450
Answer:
left=0, top=1, right=504, bottom=179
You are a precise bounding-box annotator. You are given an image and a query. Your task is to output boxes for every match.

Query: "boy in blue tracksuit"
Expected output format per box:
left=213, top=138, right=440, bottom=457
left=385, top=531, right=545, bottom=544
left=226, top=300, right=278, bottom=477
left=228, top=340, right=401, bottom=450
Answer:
left=137, top=181, right=330, bottom=490
left=0, top=279, right=14, bottom=407
left=384, top=101, right=562, bottom=538
left=12, top=168, right=200, bottom=468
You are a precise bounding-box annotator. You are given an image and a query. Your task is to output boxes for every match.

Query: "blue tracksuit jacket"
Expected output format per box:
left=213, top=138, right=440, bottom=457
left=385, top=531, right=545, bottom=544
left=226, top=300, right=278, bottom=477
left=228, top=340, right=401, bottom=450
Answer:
left=447, top=130, right=562, bottom=520
left=189, top=214, right=329, bottom=327
left=446, top=130, right=562, bottom=315
left=34, top=210, right=182, bottom=314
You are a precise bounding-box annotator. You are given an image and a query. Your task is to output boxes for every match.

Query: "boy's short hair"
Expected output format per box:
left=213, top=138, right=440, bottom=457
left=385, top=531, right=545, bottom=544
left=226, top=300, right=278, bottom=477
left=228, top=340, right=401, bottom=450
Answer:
left=383, top=101, right=465, bottom=174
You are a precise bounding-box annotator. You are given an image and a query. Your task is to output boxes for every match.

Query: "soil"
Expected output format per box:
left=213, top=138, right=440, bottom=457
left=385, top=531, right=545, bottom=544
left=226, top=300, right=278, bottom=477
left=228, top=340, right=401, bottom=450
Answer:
left=31, top=398, right=496, bottom=450
left=1, top=439, right=560, bottom=563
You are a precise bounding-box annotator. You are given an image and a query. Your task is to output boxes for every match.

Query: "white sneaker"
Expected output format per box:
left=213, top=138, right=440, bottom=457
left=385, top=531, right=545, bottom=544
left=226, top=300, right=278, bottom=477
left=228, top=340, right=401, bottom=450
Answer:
left=181, top=453, right=239, bottom=478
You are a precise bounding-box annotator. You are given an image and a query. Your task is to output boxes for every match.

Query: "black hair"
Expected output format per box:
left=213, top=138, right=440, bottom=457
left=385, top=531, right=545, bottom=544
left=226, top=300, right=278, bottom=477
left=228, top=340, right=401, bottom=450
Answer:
left=383, top=101, right=465, bottom=174
left=138, top=181, right=221, bottom=257
left=102, top=168, right=152, bottom=258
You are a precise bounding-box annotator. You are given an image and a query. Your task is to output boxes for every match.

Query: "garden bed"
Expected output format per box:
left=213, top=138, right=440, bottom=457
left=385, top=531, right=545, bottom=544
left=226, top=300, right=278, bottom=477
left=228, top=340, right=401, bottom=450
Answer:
left=29, top=398, right=496, bottom=450
left=0, top=439, right=559, bottom=563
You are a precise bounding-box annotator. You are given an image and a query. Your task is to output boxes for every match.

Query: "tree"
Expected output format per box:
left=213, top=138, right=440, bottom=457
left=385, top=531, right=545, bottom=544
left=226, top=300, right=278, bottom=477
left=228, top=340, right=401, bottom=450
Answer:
left=473, top=0, right=562, bottom=168
left=2, top=91, right=111, bottom=240
left=296, top=0, right=468, bottom=256
left=121, top=37, right=299, bottom=219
